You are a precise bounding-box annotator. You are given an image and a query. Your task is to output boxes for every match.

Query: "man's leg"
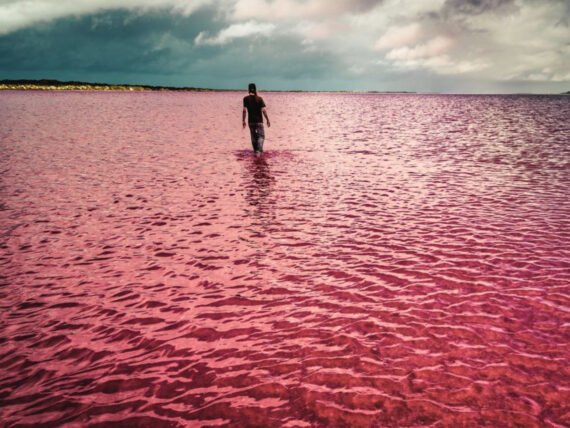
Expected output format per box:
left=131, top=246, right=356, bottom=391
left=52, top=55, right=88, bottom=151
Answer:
left=248, top=125, right=259, bottom=152
left=256, top=124, right=265, bottom=153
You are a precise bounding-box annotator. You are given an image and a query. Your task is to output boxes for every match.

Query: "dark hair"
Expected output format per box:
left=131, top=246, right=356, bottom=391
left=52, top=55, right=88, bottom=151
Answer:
left=248, top=83, right=257, bottom=94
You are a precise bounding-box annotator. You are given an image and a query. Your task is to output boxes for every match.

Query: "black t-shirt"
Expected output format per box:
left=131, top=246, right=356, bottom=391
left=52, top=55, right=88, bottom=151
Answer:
left=243, top=94, right=266, bottom=124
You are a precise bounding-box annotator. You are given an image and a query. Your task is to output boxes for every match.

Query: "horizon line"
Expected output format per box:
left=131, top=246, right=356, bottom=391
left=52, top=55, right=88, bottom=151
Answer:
left=1, top=78, right=569, bottom=96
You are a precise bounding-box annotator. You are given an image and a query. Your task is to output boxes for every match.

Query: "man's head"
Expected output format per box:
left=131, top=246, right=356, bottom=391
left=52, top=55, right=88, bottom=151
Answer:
left=248, top=83, right=257, bottom=95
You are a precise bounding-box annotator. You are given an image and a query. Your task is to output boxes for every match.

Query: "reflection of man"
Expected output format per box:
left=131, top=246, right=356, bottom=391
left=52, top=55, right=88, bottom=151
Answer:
left=242, top=83, right=271, bottom=155
left=245, top=156, right=274, bottom=226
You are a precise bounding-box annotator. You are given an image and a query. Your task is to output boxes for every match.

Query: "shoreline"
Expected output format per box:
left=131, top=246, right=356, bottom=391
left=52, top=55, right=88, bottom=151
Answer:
left=1, top=79, right=567, bottom=95
left=0, top=79, right=416, bottom=93
left=0, top=79, right=221, bottom=92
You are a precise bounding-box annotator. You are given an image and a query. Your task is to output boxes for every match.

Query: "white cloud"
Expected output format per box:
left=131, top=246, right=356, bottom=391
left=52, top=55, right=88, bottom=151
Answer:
left=233, top=0, right=308, bottom=20
left=551, top=72, right=570, bottom=82
left=527, top=73, right=549, bottom=81
left=295, top=20, right=349, bottom=40
left=471, top=1, right=570, bottom=82
left=194, top=20, right=275, bottom=45
left=379, top=29, right=488, bottom=76
left=386, top=53, right=489, bottom=75
left=231, top=0, right=384, bottom=20
left=374, top=23, right=423, bottom=50
left=386, top=36, right=455, bottom=60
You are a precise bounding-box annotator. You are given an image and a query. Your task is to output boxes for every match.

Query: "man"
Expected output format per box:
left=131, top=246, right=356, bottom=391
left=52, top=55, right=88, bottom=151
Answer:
left=242, top=83, right=270, bottom=155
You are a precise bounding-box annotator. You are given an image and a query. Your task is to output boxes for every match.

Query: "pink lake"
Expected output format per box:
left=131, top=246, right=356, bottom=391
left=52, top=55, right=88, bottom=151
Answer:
left=0, top=91, right=569, bottom=426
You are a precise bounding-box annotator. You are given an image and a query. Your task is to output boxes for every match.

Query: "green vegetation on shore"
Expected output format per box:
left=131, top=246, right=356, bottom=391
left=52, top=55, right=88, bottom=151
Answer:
left=0, top=79, right=223, bottom=91
left=1, top=79, right=418, bottom=93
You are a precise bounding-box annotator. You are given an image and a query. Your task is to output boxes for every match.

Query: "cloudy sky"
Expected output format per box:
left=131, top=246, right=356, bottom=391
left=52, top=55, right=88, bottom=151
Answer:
left=0, top=0, right=568, bottom=92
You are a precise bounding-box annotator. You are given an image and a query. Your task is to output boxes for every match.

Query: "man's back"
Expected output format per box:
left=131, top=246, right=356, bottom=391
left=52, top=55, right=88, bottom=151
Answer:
left=243, top=94, right=266, bottom=124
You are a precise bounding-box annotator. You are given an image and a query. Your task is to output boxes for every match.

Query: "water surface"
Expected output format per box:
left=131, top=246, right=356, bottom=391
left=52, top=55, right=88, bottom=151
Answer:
left=1, top=91, right=569, bottom=426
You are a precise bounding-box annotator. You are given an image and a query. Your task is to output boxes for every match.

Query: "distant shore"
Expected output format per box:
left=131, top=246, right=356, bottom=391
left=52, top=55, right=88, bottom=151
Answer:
left=1, top=79, right=567, bottom=94
left=0, top=79, right=417, bottom=93
left=0, top=79, right=220, bottom=92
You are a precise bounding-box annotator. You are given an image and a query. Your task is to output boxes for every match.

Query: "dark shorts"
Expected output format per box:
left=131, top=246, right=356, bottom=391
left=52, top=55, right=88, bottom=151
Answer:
left=248, top=123, right=265, bottom=152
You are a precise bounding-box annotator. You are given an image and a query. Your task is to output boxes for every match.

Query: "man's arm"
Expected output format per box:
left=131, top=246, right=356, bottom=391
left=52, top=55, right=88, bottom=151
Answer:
left=242, top=107, right=247, bottom=128
left=262, top=107, right=270, bottom=127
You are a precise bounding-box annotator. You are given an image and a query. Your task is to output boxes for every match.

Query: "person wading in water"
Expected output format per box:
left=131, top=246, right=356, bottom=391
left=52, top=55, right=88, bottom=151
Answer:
left=242, top=83, right=270, bottom=155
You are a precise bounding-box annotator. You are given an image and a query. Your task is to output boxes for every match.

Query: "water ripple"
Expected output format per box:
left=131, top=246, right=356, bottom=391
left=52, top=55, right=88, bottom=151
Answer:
left=0, top=92, right=569, bottom=426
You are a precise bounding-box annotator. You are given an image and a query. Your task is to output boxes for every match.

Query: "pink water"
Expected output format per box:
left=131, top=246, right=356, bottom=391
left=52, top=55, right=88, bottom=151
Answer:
left=1, top=91, right=569, bottom=427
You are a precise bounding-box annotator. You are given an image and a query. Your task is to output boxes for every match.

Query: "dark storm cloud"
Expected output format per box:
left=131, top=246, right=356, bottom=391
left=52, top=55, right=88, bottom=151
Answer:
left=442, top=0, right=517, bottom=16
left=426, top=0, right=520, bottom=23
left=0, top=8, right=222, bottom=75
left=347, top=0, right=385, bottom=14
left=545, top=0, right=570, bottom=27
left=0, top=5, right=341, bottom=88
